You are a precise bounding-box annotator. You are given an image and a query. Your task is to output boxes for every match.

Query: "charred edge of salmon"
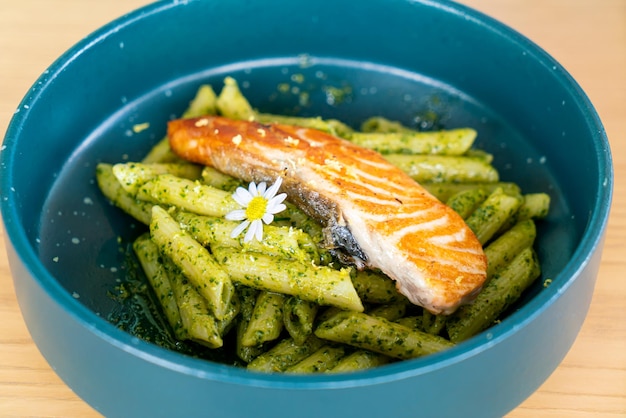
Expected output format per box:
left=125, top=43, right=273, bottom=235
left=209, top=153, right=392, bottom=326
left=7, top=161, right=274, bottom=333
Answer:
left=323, top=225, right=368, bottom=268
left=280, top=179, right=368, bottom=267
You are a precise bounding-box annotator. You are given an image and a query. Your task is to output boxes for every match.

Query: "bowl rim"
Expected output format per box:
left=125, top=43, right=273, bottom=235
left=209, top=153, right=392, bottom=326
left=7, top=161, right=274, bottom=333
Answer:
left=0, top=0, right=614, bottom=389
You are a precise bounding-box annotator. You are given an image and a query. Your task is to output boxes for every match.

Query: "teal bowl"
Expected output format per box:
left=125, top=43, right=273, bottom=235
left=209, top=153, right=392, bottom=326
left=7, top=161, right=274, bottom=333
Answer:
left=0, top=0, right=612, bottom=417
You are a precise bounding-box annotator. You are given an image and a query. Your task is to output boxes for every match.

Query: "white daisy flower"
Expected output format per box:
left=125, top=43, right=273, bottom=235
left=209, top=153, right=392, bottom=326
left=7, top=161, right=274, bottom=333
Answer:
left=225, top=177, right=288, bottom=242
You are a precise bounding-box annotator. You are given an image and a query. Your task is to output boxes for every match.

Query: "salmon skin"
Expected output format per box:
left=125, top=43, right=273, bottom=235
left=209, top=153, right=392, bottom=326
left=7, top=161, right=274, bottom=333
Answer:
left=168, top=115, right=487, bottom=314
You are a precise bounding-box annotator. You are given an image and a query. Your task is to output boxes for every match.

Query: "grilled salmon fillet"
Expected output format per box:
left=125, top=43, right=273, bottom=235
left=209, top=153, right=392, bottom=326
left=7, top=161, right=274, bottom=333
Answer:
left=168, top=115, right=487, bottom=314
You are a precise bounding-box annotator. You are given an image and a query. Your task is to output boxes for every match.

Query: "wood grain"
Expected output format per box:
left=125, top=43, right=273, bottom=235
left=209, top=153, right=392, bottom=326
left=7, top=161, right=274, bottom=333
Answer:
left=1, top=1, right=624, bottom=416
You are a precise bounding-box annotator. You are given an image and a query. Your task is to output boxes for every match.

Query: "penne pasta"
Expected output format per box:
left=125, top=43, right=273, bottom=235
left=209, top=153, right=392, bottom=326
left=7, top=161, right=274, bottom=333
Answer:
left=112, top=162, right=202, bottom=195
left=383, top=154, right=500, bottom=183
left=95, top=79, right=551, bottom=374
left=465, top=187, right=523, bottom=245
left=137, top=174, right=239, bottom=217
left=285, top=345, right=346, bottom=373
left=149, top=205, right=235, bottom=320
left=283, top=296, right=319, bottom=345
left=328, top=350, right=391, bottom=373
left=211, top=247, right=363, bottom=312
left=96, top=163, right=152, bottom=225
left=346, top=128, right=477, bottom=155
left=133, top=233, right=185, bottom=339
left=315, top=310, right=454, bottom=359
left=241, top=291, right=285, bottom=347
left=446, top=246, right=541, bottom=343
left=246, top=336, right=325, bottom=373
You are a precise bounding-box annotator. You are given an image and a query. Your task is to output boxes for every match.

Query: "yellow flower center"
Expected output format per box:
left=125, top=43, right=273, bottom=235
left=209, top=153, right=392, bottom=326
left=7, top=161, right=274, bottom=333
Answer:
left=245, top=196, right=268, bottom=221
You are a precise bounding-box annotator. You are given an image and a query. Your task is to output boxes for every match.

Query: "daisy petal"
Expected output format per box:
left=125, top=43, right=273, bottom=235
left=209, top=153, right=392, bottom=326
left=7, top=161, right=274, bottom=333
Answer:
left=233, top=187, right=253, bottom=206
left=266, top=193, right=287, bottom=213
left=267, top=203, right=286, bottom=215
left=248, top=181, right=258, bottom=196
left=231, top=220, right=250, bottom=239
left=264, top=177, right=283, bottom=199
left=262, top=213, right=274, bottom=224
left=253, top=219, right=264, bottom=241
left=225, top=209, right=247, bottom=221
left=274, top=192, right=288, bottom=204
left=244, top=220, right=261, bottom=242
left=257, top=182, right=267, bottom=195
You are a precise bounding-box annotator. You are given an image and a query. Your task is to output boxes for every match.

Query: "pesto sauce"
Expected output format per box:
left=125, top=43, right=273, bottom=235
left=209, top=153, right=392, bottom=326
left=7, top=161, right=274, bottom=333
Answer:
left=106, top=241, right=243, bottom=366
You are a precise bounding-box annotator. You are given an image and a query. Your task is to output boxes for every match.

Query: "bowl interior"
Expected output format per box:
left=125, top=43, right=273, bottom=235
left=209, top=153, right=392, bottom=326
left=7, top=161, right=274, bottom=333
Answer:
left=3, top=0, right=609, bottom=373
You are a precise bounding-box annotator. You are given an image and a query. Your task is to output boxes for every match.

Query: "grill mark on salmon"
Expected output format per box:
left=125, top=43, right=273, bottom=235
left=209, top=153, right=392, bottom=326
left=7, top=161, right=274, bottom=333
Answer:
left=167, top=115, right=488, bottom=314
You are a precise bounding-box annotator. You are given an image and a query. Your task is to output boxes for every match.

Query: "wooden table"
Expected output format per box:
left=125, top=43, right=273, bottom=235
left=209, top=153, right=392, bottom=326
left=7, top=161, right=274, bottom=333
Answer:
left=1, top=1, right=624, bottom=416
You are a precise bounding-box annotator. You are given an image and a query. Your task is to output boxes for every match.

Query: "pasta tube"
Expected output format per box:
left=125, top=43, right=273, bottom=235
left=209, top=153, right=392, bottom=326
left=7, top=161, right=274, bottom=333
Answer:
left=498, top=193, right=551, bottom=233
left=283, top=296, right=319, bottom=345
left=351, top=270, right=405, bottom=304
left=112, top=162, right=202, bottom=195
left=161, top=256, right=223, bottom=348
left=142, top=136, right=182, bottom=164
left=328, top=350, right=391, bottom=373
left=200, top=166, right=242, bottom=191
left=212, top=247, right=363, bottom=312
left=132, top=233, right=185, bottom=339
left=275, top=203, right=331, bottom=264
left=346, top=128, right=477, bottom=155
left=463, top=149, right=494, bottom=163
left=246, top=336, right=325, bottom=373
left=241, top=291, right=285, bottom=347
left=149, top=205, right=235, bottom=320
left=315, top=310, right=454, bottom=359
left=216, top=76, right=256, bottom=120
left=285, top=345, right=346, bottom=373
left=256, top=113, right=353, bottom=137
left=235, top=286, right=265, bottom=363
left=367, top=300, right=410, bottom=322
left=421, top=311, right=447, bottom=336
left=446, top=188, right=489, bottom=219
left=484, top=219, right=537, bottom=279
left=137, top=174, right=239, bottom=217
left=465, top=187, right=523, bottom=245
left=517, top=193, right=551, bottom=219
left=360, top=116, right=415, bottom=133
left=446, top=246, right=541, bottom=343
left=395, top=316, right=425, bottom=332
left=96, top=163, right=152, bottom=225
left=142, top=85, right=217, bottom=164
left=182, top=84, right=218, bottom=118
left=422, top=181, right=521, bottom=202
left=384, top=154, right=499, bottom=183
